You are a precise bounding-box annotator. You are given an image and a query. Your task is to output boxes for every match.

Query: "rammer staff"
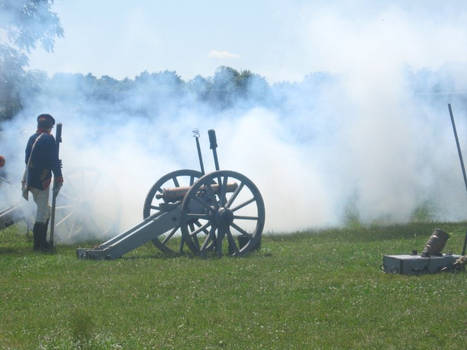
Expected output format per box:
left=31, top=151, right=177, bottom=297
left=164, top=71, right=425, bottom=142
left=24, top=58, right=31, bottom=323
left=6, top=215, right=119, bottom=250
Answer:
left=448, top=104, right=467, bottom=256
left=448, top=104, right=467, bottom=193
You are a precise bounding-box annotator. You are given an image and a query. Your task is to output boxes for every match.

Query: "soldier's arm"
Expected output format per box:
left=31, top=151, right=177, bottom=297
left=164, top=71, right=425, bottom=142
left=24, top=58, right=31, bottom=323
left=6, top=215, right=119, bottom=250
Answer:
left=25, top=137, right=33, bottom=164
left=44, top=136, right=63, bottom=179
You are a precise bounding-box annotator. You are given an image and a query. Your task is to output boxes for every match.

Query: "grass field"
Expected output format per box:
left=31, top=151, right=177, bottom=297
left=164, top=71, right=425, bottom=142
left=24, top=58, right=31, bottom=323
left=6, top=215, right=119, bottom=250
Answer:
left=0, top=222, right=466, bottom=349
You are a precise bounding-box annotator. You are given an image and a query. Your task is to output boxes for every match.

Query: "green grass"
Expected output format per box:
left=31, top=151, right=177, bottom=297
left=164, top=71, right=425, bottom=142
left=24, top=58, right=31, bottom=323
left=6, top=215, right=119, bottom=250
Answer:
left=0, top=222, right=466, bottom=349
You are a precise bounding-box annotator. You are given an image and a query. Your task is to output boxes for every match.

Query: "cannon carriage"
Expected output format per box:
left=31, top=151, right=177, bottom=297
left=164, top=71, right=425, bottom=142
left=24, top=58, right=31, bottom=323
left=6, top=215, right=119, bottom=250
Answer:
left=0, top=155, right=28, bottom=230
left=77, top=129, right=265, bottom=259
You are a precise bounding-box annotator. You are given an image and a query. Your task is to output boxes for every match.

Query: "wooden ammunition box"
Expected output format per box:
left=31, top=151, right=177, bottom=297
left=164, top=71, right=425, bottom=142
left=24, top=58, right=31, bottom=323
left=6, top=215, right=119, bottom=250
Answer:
left=383, top=254, right=462, bottom=275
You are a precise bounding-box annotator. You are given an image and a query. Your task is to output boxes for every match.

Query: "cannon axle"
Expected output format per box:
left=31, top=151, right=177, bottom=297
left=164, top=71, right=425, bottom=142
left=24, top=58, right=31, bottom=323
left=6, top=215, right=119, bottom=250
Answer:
left=215, top=207, right=234, bottom=228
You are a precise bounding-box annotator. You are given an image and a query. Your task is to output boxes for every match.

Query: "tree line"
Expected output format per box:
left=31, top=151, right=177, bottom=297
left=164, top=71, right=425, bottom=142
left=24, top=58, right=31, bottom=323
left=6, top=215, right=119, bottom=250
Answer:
left=1, top=1, right=464, bottom=124
left=0, top=0, right=62, bottom=121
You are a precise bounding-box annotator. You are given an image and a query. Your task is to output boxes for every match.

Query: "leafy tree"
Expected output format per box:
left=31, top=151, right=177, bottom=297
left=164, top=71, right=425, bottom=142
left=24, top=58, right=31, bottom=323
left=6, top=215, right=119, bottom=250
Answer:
left=0, top=45, right=27, bottom=119
left=206, top=66, right=272, bottom=109
left=187, top=75, right=211, bottom=102
left=208, top=66, right=242, bottom=109
left=0, top=0, right=63, bottom=53
left=0, top=0, right=63, bottom=121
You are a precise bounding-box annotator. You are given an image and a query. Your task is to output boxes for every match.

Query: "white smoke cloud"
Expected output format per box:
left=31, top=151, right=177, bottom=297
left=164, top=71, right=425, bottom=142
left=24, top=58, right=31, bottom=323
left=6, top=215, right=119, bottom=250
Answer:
left=2, top=1, right=467, bottom=245
left=290, top=1, right=467, bottom=223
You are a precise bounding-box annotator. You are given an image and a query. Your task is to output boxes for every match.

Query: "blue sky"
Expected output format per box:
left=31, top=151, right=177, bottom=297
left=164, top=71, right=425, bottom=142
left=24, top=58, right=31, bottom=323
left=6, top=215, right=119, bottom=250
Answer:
left=28, top=0, right=467, bottom=82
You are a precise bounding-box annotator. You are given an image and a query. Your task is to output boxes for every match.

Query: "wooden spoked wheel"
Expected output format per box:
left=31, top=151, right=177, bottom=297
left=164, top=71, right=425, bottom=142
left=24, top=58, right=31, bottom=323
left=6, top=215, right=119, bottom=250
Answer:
left=143, top=169, right=203, bottom=254
left=180, top=170, right=265, bottom=257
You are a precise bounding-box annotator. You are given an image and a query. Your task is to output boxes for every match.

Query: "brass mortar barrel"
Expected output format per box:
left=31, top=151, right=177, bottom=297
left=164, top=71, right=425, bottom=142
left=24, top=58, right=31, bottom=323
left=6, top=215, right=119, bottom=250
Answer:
left=421, top=228, right=450, bottom=257
left=156, top=183, right=238, bottom=203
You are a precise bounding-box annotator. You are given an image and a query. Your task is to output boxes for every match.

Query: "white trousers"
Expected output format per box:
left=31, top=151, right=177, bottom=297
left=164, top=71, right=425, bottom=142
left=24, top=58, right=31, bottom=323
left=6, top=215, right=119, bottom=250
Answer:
left=30, top=187, right=50, bottom=223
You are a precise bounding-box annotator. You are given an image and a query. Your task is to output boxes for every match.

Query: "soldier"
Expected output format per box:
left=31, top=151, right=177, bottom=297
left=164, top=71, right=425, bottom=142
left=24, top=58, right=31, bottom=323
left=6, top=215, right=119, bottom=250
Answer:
left=24, top=114, right=63, bottom=251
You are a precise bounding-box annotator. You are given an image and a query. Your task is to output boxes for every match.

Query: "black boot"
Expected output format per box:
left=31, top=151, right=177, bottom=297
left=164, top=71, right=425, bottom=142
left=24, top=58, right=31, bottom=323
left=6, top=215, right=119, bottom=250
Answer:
left=39, top=222, right=52, bottom=252
left=32, top=223, right=41, bottom=251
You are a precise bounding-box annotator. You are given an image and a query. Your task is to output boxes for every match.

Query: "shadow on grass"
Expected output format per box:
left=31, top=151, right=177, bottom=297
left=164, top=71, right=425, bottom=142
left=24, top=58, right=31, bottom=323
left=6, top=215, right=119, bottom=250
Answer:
left=266, top=222, right=467, bottom=244
left=0, top=246, right=35, bottom=256
left=121, top=253, right=190, bottom=260
left=120, top=251, right=272, bottom=260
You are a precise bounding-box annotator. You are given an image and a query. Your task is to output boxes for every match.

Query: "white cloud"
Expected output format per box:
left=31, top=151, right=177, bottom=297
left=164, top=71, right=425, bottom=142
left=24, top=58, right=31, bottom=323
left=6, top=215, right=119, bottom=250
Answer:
left=208, top=50, right=240, bottom=59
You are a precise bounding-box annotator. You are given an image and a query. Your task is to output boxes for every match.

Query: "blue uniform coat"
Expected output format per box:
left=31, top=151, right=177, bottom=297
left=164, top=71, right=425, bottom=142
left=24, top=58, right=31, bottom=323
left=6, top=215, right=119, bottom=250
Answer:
left=25, top=132, right=62, bottom=190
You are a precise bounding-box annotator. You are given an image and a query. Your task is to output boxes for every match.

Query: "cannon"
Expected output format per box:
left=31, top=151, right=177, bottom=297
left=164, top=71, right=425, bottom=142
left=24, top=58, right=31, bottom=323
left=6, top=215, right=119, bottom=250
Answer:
left=0, top=158, right=30, bottom=230
left=0, top=204, right=29, bottom=230
left=77, top=129, right=265, bottom=259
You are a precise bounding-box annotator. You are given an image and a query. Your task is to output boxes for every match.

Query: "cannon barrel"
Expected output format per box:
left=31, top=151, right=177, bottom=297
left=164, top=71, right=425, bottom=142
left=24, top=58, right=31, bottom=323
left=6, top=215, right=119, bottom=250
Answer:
left=156, top=183, right=238, bottom=203
left=0, top=204, right=24, bottom=229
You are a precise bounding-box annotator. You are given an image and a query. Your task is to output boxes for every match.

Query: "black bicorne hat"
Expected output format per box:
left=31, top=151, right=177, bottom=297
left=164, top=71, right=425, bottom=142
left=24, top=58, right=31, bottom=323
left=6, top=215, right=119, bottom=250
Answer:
left=37, top=114, right=55, bottom=129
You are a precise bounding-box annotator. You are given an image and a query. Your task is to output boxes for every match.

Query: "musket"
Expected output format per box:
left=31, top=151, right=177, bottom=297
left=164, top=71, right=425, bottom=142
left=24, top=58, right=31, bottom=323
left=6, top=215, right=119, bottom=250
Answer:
left=49, top=123, right=62, bottom=248
left=448, top=104, right=467, bottom=256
